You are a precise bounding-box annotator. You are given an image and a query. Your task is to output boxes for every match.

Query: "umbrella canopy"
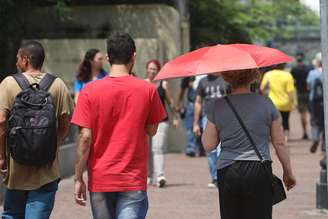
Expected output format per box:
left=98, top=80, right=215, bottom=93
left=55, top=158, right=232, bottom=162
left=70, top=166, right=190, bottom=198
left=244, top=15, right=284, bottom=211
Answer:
left=154, top=44, right=293, bottom=80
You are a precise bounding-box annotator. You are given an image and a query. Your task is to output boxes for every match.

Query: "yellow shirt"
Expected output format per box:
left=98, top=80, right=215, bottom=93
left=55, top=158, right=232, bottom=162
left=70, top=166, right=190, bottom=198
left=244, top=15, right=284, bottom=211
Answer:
left=0, top=73, right=74, bottom=190
left=260, top=70, right=295, bottom=112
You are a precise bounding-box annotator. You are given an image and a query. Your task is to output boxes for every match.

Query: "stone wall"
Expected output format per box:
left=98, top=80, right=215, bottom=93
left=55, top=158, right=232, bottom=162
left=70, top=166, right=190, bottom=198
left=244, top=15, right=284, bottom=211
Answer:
left=29, top=4, right=188, bottom=153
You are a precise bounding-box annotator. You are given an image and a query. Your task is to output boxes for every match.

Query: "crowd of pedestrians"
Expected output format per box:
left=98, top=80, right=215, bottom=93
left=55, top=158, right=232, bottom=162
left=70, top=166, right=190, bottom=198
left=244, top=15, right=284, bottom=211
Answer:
left=7, top=32, right=328, bottom=219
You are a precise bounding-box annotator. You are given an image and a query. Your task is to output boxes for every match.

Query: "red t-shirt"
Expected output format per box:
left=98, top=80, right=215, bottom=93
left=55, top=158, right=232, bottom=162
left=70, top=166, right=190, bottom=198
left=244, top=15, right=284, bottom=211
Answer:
left=71, top=75, right=167, bottom=192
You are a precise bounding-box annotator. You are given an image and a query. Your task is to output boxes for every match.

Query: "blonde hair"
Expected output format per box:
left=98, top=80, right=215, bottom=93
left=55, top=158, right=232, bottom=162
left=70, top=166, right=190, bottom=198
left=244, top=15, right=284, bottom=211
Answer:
left=221, top=69, right=260, bottom=88
left=312, top=52, right=322, bottom=68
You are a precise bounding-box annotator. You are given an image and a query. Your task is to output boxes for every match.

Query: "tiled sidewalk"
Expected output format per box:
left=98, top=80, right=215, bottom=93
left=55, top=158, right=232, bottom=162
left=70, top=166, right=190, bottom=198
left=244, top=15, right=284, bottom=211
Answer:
left=52, top=111, right=328, bottom=219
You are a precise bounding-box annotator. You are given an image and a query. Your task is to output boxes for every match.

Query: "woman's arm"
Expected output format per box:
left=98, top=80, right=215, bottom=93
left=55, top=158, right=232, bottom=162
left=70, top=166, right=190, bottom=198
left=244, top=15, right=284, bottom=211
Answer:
left=74, top=80, right=83, bottom=104
left=202, top=120, right=219, bottom=152
left=74, top=92, right=79, bottom=104
left=271, top=117, right=296, bottom=191
left=163, top=81, right=179, bottom=127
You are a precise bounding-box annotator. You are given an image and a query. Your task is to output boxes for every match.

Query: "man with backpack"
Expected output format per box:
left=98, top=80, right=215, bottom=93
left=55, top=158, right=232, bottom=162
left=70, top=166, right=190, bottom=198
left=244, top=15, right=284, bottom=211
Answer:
left=291, top=52, right=311, bottom=139
left=307, top=52, right=324, bottom=153
left=0, top=41, right=74, bottom=218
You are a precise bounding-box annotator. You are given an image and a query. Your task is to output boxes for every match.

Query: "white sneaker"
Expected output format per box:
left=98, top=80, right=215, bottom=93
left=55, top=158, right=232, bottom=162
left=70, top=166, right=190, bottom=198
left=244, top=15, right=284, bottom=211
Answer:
left=207, top=180, right=218, bottom=188
left=157, top=176, right=166, bottom=188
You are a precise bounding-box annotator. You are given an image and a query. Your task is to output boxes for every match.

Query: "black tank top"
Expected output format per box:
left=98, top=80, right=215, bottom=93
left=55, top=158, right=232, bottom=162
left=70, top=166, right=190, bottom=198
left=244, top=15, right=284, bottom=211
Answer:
left=157, top=81, right=169, bottom=121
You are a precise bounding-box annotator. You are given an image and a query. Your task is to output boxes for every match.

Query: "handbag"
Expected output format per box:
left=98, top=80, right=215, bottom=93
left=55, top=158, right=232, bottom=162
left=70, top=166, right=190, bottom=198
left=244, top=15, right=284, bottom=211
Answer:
left=224, top=96, right=287, bottom=205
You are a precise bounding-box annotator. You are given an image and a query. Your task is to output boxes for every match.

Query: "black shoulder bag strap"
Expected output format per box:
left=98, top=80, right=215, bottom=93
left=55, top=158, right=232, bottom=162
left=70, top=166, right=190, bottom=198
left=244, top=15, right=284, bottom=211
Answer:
left=224, top=96, right=287, bottom=205
left=224, top=96, right=264, bottom=161
left=12, top=73, right=31, bottom=90
left=39, top=74, right=57, bottom=91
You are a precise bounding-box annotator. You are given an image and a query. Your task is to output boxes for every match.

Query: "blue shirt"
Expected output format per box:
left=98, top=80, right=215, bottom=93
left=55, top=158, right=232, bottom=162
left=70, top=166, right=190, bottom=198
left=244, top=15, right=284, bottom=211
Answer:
left=74, top=70, right=108, bottom=93
left=306, top=68, right=323, bottom=101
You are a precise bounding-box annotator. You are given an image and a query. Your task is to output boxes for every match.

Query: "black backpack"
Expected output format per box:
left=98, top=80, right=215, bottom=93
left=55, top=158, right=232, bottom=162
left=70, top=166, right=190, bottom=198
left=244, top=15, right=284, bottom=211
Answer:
left=7, top=73, right=57, bottom=167
left=312, top=77, right=323, bottom=103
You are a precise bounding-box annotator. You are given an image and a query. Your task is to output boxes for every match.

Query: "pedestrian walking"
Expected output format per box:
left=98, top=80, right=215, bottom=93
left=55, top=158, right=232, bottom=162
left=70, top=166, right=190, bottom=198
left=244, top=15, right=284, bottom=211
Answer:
left=74, top=48, right=107, bottom=103
left=291, top=52, right=311, bottom=139
left=72, top=33, right=167, bottom=219
left=193, top=75, right=230, bottom=188
left=260, top=64, right=296, bottom=140
left=145, top=59, right=179, bottom=188
left=307, top=52, right=325, bottom=153
left=203, top=69, right=296, bottom=219
left=176, top=76, right=206, bottom=157
left=0, top=41, right=74, bottom=219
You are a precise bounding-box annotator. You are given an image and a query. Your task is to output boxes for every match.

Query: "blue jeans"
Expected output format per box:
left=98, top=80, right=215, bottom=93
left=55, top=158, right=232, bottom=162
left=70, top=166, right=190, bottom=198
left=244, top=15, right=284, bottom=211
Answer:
left=201, top=116, right=219, bottom=181
left=2, top=180, right=58, bottom=219
left=90, top=191, right=148, bottom=219
left=184, top=102, right=197, bottom=154
left=186, top=128, right=197, bottom=153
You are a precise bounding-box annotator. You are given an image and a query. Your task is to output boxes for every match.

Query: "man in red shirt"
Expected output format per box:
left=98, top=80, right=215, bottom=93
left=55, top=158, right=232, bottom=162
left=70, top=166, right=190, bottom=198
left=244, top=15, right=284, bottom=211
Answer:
left=71, top=32, right=166, bottom=219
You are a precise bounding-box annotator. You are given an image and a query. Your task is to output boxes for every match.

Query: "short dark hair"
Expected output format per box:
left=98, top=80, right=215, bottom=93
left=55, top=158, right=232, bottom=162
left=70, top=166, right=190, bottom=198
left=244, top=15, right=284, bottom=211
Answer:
left=296, top=51, right=305, bottom=63
left=106, top=32, right=136, bottom=65
left=19, top=41, right=45, bottom=69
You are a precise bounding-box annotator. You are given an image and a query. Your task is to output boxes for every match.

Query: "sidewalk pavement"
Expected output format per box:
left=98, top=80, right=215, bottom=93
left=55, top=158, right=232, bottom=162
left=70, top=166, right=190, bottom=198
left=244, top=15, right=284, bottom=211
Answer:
left=52, top=111, right=328, bottom=219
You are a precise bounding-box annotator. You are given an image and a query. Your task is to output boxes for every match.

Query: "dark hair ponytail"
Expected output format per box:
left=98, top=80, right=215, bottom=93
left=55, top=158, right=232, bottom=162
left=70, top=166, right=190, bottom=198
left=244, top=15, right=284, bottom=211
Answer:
left=77, top=49, right=100, bottom=82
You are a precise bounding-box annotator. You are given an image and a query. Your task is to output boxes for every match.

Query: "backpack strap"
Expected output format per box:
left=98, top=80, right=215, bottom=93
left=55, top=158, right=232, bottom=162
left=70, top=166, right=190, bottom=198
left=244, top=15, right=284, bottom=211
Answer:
left=39, top=74, right=57, bottom=91
left=12, top=73, right=31, bottom=90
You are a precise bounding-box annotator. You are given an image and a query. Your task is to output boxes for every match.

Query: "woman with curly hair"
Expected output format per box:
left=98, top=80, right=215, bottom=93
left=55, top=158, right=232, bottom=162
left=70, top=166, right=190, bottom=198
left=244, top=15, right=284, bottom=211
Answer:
left=202, top=69, right=296, bottom=219
left=74, top=49, right=107, bottom=103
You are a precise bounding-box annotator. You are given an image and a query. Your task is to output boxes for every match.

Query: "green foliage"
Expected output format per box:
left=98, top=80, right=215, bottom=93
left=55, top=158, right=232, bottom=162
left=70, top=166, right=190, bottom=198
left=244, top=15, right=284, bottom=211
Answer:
left=190, top=0, right=320, bottom=48
left=0, top=0, right=69, bottom=79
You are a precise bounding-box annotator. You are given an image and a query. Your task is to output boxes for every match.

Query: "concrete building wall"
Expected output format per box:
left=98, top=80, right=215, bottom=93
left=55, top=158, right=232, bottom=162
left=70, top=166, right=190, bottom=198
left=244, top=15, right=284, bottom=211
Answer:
left=28, top=4, right=188, bottom=153
left=40, top=38, right=161, bottom=84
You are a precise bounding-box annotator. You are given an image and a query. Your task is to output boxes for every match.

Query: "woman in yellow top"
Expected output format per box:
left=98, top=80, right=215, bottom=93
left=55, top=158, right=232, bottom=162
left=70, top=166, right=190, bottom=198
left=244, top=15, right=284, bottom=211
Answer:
left=260, top=64, right=295, bottom=139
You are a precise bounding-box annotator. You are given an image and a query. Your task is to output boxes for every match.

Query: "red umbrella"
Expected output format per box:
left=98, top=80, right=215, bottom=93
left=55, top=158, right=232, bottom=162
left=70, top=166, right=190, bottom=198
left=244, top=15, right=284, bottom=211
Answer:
left=154, top=44, right=293, bottom=80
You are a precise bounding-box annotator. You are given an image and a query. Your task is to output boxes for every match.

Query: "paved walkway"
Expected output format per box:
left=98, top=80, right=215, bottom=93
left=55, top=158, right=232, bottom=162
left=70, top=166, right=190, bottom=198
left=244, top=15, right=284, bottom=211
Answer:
left=52, top=111, right=328, bottom=219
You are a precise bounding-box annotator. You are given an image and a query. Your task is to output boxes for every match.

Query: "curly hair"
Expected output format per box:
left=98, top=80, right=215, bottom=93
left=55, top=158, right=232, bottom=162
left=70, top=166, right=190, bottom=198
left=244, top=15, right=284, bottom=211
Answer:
left=221, top=69, right=260, bottom=88
left=77, top=49, right=100, bottom=82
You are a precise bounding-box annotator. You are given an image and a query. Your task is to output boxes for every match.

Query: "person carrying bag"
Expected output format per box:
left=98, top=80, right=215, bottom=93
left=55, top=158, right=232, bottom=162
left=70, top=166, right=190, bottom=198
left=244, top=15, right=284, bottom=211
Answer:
left=202, top=69, right=296, bottom=219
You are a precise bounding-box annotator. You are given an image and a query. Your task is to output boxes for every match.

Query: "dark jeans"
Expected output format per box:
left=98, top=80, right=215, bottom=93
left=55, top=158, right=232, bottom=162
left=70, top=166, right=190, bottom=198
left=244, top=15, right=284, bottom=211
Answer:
left=280, top=111, right=290, bottom=131
left=218, top=161, right=272, bottom=219
left=90, top=191, right=148, bottom=219
left=2, top=180, right=59, bottom=219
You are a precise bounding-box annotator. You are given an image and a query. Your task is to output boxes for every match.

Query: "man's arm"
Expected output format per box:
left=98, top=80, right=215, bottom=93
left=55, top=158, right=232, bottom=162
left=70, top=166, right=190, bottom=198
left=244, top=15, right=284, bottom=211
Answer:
left=176, top=87, right=186, bottom=112
left=193, top=95, right=202, bottom=136
left=287, top=76, right=295, bottom=106
left=57, top=114, right=71, bottom=145
left=145, top=124, right=159, bottom=136
left=74, top=92, right=80, bottom=105
left=0, top=111, right=8, bottom=175
left=74, top=127, right=92, bottom=206
left=288, top=92, right=295, bottom=105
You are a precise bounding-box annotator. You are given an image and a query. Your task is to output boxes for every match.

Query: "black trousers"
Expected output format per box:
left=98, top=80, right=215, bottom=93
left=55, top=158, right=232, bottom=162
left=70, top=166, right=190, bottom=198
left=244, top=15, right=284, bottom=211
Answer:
left=218, top=161, right=273, bottom=219
left=280, top=111, right=290, bottom=131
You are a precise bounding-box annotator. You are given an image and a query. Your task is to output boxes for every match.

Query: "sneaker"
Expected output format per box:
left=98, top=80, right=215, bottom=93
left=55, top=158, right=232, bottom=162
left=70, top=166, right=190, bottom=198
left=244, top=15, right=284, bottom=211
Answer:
left=303, top=133, right=309, bottom=140
left=186, top=151, right=196, bottom=158
left=157, top=176, right=166, bottom=188
left=207, top=180, right=218, bottom=188
left=310, top=141, right=319, bottom=153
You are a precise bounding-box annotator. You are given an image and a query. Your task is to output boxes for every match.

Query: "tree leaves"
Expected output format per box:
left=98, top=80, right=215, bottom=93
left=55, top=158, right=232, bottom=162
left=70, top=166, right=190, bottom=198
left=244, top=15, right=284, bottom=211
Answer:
left=190, top=0, right=319, bottom=47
